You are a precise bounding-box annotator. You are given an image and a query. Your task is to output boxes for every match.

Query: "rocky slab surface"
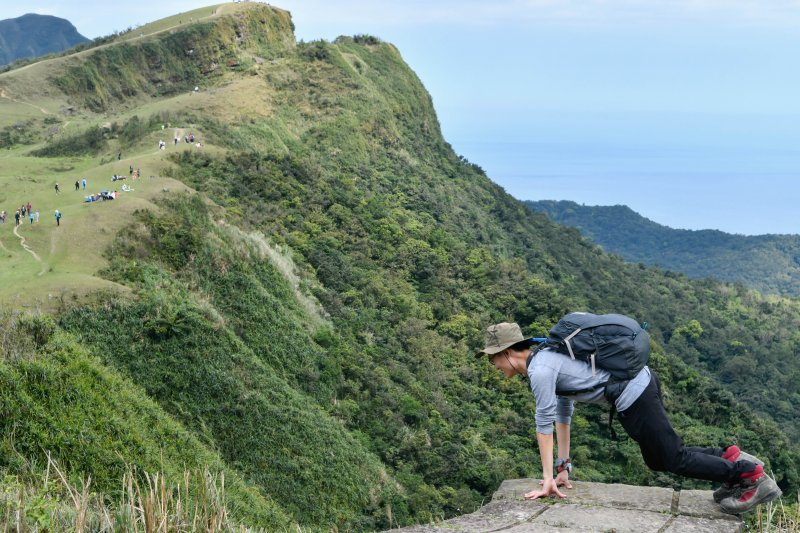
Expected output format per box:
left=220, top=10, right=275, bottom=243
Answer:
left=387, top=479, right=743, bottom=532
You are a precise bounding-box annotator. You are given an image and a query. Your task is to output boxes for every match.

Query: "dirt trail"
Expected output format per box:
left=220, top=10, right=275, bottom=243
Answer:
left=0, top=88, right=51, bottom=115
left=13, top=223, right=46, bottom=275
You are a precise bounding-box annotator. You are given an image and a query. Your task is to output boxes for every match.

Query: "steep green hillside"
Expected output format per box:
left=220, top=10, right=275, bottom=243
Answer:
left=1, top=3, right=799, bottom=530
left=51, top=6, right=294, bottom=112
left=527, top=199, right=800, bottom=297
left=0, top=312, right=292, bottom=530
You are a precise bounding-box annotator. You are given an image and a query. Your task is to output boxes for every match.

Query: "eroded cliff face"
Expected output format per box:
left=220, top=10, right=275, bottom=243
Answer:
left=50, top=4, right=296, bottom=111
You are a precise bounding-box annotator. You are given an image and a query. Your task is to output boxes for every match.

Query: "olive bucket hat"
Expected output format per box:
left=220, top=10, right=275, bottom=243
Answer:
left=476, top=322, right=534, bottom=357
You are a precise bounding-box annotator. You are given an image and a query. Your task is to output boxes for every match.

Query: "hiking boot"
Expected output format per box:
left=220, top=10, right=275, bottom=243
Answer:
left=722, top=445, right=765, bottom=467
left=713, top=446, right=766, bottom=503
left=719, top=468, right=782, bottom=514
left=713, top=481, right=736, bottom=504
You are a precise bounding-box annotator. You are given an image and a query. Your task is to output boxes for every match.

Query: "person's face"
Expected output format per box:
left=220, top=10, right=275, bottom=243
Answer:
left=489, top=350, right=517, bottom=378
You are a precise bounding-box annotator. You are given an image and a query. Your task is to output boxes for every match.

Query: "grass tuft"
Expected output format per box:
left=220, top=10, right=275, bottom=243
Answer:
left=0, top=454, right=270, bottom=532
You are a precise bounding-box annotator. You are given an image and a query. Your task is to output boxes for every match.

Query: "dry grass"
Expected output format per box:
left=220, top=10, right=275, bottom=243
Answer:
left=753, top=494, right=800, bottom=532
left=0, top=453, right=274, bottom=532
left=224, top=223, right=331, bottom=331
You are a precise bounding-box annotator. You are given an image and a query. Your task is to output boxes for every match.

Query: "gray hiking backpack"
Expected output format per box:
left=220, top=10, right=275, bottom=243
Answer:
left=544, top=312, right=650, bottom=380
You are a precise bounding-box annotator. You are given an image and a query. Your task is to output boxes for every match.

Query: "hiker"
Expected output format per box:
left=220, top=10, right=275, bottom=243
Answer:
left=82, top=178, right=87, bottom=190
left=34, top=210, right=39, bottom=223
left=29, top=211, right=34, bottom=224
left=54, top=210, right=61, bottom=226
left=476, top=317, right=782, bottom=514
left=55, top=182, right=60, bottom=194
left=15, top=210, right=20, bottom=226
left=75, top=180, right=80, bottom=191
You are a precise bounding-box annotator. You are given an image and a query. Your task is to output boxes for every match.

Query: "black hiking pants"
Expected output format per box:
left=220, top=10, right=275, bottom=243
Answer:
left=617, top=372, right=755, bottom=483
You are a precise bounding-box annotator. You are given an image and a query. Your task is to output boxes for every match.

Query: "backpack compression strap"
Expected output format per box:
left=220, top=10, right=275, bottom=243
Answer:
left=562, top=328, right=581, bottom=359
left=562, top=327, right=599, bottom=375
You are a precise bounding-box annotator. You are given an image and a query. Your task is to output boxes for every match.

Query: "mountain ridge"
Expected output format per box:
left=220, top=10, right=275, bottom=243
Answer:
left=525, top=199, right=800, bottom=297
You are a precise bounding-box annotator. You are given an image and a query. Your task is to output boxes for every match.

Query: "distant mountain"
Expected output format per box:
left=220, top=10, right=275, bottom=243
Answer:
left=0, top=14, right=89, bottom=66
left=526, top=199, right=800, bottom=297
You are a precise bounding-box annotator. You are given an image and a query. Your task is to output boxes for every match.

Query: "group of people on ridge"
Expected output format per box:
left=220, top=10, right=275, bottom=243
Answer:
left=6, top=203, right=39, bottom=226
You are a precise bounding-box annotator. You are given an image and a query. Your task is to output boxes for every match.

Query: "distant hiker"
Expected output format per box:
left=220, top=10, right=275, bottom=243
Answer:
left=174, top=135, right=179, bottom=145
left=75, top=180, right=80, bottom=191
left=54, top=210, right=61, bottom=226
left=477, top=317, right=782, bottom=515
left=55, top=183, right=60, bottom=194
left=14, top=210, right=20, bottom=226
left=29, top=211, right=34, bottom=224
left=118, top=151, right=122, bottom=160
left=129, top=164, right=133, bottom=176
left=159, top=140, right=166, bottom=150
left=82, top=178, right=87, bottom=190
left=34, top=210, right=39, bottom=223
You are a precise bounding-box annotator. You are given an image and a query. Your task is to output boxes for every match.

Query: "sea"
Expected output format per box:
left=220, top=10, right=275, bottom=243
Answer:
left=450, top=128, right=800, bottom=236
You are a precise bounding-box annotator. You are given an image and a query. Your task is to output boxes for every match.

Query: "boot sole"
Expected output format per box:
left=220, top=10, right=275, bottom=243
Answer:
left=720, top=482, right=782, bottom=514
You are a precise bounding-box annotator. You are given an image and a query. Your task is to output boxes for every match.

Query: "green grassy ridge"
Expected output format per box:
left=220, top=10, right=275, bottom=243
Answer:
left=59, top=196, right=403, bottom=530
left=0, top=312, right=292, bottom=529
left=526, top=199, right=800, bottom=297
left=51, top=4, right=294, bottom=112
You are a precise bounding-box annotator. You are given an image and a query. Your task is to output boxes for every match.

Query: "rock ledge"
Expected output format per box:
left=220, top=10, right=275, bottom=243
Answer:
left=388, top=479, right=743, bottom=532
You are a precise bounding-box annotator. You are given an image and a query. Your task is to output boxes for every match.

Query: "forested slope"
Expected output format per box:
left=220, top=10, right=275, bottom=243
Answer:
left=1, top=3, right=799, bottom=530
left=527, top=199, right=800, bottom=297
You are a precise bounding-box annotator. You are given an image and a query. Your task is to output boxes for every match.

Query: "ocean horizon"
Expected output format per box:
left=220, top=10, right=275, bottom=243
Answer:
left=452, top=139, right=800, bottom=236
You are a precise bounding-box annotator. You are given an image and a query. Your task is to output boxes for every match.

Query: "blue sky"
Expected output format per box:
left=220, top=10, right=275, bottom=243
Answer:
left=4, top=1, right=800, bottom=234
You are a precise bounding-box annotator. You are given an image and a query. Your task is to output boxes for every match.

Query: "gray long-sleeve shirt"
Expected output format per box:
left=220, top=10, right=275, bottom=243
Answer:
left=527, top=347, right=651, bottom=434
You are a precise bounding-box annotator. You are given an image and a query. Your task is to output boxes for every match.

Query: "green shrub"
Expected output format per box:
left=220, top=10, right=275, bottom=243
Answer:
left=30, top=126, right=107, bottom=157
